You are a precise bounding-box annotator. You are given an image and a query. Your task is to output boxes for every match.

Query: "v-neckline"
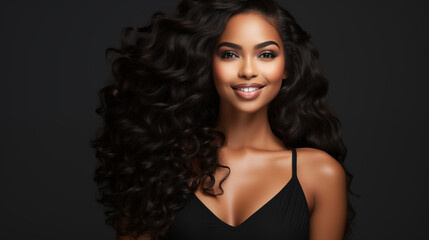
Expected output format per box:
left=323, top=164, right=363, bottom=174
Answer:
left=192, top=176, right=295, bottom=229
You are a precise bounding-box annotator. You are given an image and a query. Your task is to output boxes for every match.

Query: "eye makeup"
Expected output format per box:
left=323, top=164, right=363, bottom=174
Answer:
left=218, top=50, right=278, bottom=59
left=220, top=50, right=239, bottom=59
left=258, top=51, right=277, bottom=58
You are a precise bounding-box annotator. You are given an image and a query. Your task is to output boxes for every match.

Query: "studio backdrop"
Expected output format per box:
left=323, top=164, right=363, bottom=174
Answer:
left=1, top=0, right=428, bottom=239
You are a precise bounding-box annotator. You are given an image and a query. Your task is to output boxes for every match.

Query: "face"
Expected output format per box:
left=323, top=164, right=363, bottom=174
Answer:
left=212, top=12, right=287, bottom=114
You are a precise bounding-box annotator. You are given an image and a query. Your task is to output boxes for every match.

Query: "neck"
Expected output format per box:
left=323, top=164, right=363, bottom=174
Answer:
left=215, top=100, right=285, bottom=151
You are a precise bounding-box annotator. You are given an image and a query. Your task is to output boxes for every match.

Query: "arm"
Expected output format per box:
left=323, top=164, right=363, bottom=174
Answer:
left=308, top=152, right=348, bottom=240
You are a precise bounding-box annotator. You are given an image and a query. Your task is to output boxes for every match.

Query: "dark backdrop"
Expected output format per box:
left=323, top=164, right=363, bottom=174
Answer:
left=1, top=0, right=428, bottom=239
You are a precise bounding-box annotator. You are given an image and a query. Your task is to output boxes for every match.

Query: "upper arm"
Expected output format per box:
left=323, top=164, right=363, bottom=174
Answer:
left=307, top=150, right=348, bottom=240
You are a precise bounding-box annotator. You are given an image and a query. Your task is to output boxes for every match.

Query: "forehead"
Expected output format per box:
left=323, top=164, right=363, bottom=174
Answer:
left=217, top=12, right=282, bottom=46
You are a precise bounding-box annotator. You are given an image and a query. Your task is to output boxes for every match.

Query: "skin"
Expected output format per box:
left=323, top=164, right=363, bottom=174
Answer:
left=118, top=12, right=347, bottom=240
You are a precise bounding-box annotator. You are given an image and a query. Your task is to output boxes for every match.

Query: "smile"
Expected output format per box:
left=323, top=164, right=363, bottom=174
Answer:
left=236, top=87, right=263, bottom=92
left=232, top=86, right=265, bottom=100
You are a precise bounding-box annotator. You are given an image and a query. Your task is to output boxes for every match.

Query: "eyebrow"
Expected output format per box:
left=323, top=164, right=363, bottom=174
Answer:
left=217, top=40, right=280, bottom=50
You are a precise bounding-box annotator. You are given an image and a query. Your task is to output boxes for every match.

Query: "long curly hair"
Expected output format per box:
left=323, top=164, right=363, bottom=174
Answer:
left=91, top=0, right=357, bottom=239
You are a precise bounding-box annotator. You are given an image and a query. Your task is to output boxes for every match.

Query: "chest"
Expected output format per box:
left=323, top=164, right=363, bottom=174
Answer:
left=163, top=174, right=310, bottom=240
left=193, top=159, right=294, bottom=227
left=162, top=148, right=311, bottom=239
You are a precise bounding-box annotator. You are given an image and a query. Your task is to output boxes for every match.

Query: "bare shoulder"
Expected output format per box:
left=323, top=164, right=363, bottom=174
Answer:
left=296, top=148, right=348, bottom=238
left=297, top=147, right=345, bottom=179
left=296, top=147, right=346, bottom=197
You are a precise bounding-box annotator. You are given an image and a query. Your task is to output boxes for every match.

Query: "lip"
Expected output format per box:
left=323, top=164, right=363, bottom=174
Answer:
left=232, top=85, right=265, bottom=100
left=231, top=82, right=266, bottom=89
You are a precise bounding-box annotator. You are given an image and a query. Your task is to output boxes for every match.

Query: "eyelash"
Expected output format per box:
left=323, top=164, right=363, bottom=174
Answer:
left=220, top=51, right=277, bottom=59
left=221, top=51, right=238, bottom=59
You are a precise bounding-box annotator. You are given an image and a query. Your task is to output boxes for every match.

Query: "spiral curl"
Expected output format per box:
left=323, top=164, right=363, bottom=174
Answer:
left=91, top=0, right=357, bottom=239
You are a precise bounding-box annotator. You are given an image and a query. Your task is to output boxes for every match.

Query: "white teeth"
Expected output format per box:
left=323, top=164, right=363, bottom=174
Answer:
left=238, top=87, right=260, bottom=92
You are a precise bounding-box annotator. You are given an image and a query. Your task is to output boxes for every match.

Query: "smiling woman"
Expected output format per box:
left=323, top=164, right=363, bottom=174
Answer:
left=213, top=13, right=286, bottom=112
left=91, top=0, right=356, bottom=240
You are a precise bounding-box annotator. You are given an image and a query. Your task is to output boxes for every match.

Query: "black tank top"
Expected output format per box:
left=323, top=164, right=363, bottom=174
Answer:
left=162, top=147, right=310, bottom=240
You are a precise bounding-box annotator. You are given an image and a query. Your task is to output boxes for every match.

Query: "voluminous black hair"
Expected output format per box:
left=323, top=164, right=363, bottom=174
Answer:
left=91, top=0, right=357, bottom=239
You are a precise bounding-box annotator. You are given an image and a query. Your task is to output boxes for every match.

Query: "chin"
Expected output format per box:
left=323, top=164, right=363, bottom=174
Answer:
left=232, top=102, right=267, bottom=114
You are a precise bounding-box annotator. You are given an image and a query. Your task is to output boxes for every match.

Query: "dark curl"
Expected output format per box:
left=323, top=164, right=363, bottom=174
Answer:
left=91, top=0, right=357, bottom=239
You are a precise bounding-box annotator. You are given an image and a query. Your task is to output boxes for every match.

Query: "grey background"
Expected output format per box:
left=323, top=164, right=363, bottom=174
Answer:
left=1, top=0, right=428, bottom=239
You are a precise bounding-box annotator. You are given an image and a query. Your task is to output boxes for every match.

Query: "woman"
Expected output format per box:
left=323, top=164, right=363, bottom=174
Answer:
left=92, top=0, right=356, bottom=239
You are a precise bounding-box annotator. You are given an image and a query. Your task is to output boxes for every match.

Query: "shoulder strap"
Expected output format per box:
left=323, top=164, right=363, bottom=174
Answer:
left=291, top=147, right=297, bottom=178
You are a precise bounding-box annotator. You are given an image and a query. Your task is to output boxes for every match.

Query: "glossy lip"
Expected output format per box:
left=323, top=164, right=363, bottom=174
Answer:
left=232, top=85, right=265, bottom=100
left=231, top=82, right=266, bottom=89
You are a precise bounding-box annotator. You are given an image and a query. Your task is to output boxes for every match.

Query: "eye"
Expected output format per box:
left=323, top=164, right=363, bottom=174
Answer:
left=259, top=52, right=277, bottom=59
left=220, top=51, right=239, bottom=59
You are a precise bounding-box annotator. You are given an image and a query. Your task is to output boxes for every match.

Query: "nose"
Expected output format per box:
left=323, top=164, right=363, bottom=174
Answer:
left=238, top=56, right=258, bottom=80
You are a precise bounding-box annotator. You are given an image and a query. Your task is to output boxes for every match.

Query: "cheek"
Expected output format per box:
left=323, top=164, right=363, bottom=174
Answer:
left=212, top=60, right=236, bottom=85
left=261, top=59, right=285, bottom=84
left=260, top=58, right=285, bottom=100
